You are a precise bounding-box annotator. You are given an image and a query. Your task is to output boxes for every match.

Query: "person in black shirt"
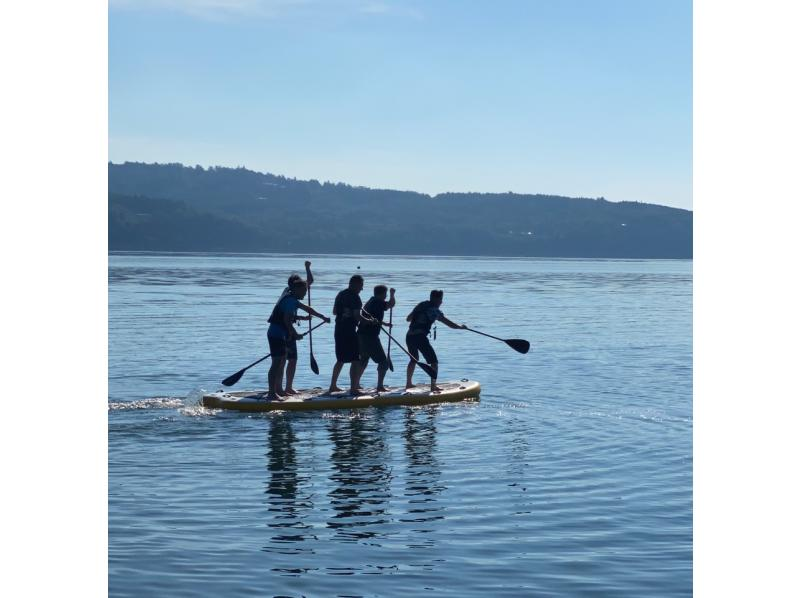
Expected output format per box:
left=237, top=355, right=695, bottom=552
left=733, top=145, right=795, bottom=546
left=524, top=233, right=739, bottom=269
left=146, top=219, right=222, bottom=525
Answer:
left=328, top=274, right=365, bottom=395
left=355, top=285, right=395, bottom=392
left=406, top=289, right=466, bottom=392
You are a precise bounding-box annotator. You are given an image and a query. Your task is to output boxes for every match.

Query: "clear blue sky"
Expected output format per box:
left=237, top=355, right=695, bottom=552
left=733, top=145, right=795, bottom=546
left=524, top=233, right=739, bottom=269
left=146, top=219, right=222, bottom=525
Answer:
left=109, top=0, right=692, bottom=209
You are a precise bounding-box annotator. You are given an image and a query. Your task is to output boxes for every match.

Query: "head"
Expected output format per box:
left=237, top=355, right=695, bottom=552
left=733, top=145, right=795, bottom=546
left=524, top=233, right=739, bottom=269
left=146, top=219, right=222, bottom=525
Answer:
left=287, top=273, right=302, bottom=287
left=291, top=279, right=308, bottom=300
left=430, top=289, right=444, bottom=307
left=349, top=274, right=364, bottom=293
left=374, top=284, right=388, bottom=300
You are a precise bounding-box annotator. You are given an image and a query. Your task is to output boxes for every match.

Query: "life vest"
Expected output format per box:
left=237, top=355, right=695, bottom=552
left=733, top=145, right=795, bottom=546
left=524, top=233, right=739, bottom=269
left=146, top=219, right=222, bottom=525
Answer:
left=268, top=293, right=296, bottom=326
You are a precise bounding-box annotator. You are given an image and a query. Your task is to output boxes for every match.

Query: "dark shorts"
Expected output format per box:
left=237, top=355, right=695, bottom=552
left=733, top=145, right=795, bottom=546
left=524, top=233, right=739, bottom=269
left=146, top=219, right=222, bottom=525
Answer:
left=335, top=327, right=359, bottom=363
left=358, top=334, right=388, bottom=371
left=406, top=333, right=438, bottom=365
left=286, top=336, right=298, bottom=361
left=268, top=335, right=288, bottom=359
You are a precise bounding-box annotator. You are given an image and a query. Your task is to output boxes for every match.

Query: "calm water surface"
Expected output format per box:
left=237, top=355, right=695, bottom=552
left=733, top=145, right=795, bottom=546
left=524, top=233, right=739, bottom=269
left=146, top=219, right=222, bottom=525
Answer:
left=109, top=253, right=692, bottom=596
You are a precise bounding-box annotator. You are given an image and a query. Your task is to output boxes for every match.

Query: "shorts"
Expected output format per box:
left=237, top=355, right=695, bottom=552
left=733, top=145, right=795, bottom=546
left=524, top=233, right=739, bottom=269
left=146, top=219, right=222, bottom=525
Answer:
left=406, top=333, right=438, bottom=365
left=335, top=327, right=359, bottom=363
left=358, top=334, right=389, bottom=372
left=268, top=334, right=288, bottom=359
left=286, top=336, right=298, bottom=361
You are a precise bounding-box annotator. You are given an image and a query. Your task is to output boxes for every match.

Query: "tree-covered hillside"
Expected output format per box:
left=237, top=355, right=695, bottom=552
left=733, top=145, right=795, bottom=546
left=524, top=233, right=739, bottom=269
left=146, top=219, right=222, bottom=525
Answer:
left=108, top=162, right=692, bottom=258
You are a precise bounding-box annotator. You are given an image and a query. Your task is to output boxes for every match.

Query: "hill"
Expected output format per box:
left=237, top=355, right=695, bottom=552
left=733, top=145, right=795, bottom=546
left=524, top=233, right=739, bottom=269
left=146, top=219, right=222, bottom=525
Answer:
left=108, top=162, right=692, bottom=258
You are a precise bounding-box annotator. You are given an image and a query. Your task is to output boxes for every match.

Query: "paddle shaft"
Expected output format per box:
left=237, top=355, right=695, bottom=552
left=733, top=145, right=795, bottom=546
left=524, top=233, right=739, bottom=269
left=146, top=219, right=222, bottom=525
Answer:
left=386, top=300, right=394, bottom=370
left=304, top=262, right=322, bottom=374
left=305, top=263, right=316, bottom=364
left=464, top=326, right=506, bottom=343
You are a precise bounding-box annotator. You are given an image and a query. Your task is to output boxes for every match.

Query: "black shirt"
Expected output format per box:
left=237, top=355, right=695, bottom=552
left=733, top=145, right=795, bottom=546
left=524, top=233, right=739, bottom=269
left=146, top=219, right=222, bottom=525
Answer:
left=357, top=296, right=390, bottom=337
left=333, top=288, right=362, bottom=332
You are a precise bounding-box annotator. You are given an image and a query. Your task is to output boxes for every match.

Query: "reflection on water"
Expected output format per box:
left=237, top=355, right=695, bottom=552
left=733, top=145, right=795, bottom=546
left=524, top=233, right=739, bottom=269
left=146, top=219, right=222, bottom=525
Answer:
left=264, top=415, right=316, bottom=555
left=327, top=412, right=392, bottom=542
left=402, top=408, right=445, bottom=539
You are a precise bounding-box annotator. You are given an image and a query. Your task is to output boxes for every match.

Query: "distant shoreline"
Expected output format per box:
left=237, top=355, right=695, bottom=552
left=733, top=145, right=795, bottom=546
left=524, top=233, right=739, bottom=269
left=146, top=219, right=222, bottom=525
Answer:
left=109, top=162, right=693, bottom=259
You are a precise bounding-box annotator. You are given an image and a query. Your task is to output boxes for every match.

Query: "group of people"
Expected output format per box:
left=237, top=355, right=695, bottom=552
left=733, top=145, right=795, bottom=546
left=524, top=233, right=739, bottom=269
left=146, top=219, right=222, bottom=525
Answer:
left=265, top=261, right=467, bottom=400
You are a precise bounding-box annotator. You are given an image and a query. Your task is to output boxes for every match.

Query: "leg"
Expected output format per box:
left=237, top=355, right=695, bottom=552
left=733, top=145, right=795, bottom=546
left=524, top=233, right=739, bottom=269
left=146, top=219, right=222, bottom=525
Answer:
left=285, top=358, right=298, bottom=394
left=329, top=361, right=344, bottom=393
left=406, top=334, right=421, bottom=389
left=348, top=361, right=363, bottom=395
left=406, top=360, right=416, bottom=389
left=275, top=361, right=286, bottom=394
left=268, top=356, right=286, bottom=399
left=368, top=336, right=389, bottom=392
left=418, top=337, right=441, bottom=392
left=377, top=360, right=389, bottom=392
left=429, top=362, right=441, bottom=393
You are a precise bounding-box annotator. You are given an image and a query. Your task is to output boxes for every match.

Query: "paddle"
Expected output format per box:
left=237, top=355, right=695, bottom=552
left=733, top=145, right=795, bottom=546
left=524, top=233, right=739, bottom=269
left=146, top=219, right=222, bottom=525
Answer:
left=464, top=326, right=530, bottom=354
left=305, top=261, right=320, bottom=375
left=377, top=324, right=437, bottom=379
left=221, top=321, right=327, bottom=387
left=386, top=288, right=395, bottom=372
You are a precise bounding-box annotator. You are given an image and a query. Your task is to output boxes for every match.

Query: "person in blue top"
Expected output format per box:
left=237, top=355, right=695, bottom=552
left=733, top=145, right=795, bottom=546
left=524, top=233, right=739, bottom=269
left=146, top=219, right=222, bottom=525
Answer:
left=277, top=264, right=314, bottom=395
left=267, top=279, right=330, bottom=400
left=406, top=289, right=466, bottom=392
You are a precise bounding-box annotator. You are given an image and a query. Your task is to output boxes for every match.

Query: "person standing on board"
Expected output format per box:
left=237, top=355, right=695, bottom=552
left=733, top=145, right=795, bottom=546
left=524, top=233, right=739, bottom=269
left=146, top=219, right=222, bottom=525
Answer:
left=406, top=289, right=466, bottom=393
left=276, top=262, right=314, bottom=395
left=328, top=274, right=365, bottom=395
left=354, top=285, right=396, bottom=392
left=267, top=279, right=330, bottom=400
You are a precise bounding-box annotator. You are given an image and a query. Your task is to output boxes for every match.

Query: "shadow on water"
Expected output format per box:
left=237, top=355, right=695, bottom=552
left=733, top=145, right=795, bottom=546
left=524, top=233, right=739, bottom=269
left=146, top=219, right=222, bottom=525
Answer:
left=326, top=411, right=393, bottom=543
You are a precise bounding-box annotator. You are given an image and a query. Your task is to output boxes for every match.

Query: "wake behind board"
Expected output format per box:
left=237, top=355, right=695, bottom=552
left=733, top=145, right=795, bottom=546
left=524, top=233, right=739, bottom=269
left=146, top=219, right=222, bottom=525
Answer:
left=201, top=380, right=480, bottom=412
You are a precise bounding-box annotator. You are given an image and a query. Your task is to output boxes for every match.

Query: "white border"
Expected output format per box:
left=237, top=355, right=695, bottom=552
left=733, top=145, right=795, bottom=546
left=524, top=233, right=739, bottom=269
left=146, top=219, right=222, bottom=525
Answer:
left=2, top=0, right=107, bottom=594
left=695, top=0, right=799, bottom=595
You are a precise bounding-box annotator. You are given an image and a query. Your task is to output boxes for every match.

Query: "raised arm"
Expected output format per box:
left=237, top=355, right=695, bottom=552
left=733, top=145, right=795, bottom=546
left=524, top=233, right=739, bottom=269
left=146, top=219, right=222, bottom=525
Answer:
left=305, top=261, right=314, bottom=286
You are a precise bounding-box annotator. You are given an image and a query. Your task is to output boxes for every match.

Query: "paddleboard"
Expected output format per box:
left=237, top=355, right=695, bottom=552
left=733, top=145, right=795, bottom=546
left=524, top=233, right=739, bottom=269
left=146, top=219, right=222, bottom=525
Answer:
left=201, top=379, right=480, bottom=412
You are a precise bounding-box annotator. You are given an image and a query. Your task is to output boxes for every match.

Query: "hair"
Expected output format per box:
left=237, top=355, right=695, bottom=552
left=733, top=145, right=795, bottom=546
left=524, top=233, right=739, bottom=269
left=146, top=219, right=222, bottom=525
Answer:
left=349, top=274, right=364, bottom=286
left=374, top=284, right=388, bottom=296
left=287, top=273, right=302, bottom=287
left=430, top=289, right=444, bottom=302
left=291, top=279, right=307, bottom=293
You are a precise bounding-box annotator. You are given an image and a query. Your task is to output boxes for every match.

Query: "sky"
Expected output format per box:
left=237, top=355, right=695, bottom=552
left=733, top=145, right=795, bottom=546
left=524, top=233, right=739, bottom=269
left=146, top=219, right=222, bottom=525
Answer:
left=109, top=0, right=692, bottom=209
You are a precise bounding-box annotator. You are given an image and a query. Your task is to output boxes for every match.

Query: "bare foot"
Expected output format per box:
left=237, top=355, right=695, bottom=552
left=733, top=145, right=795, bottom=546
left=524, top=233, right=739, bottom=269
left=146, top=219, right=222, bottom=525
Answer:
left=405, top=383, right=415, bottom=389
left=376, top=386, right=389, bottom=393
left=431, top=386, right=443, bottom=393
left=348, top=388, right=362, bottom=396
left=284, top=388, right=297, bottom=395
left=327, top=386, right=343, bottom=394
left=266, top=393, right=281, bottom=401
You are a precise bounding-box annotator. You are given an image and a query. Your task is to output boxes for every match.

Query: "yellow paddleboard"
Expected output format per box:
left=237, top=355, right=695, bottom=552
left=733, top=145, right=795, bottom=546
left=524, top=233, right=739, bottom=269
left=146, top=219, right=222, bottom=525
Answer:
left=201, top=380, right=480, bottom=412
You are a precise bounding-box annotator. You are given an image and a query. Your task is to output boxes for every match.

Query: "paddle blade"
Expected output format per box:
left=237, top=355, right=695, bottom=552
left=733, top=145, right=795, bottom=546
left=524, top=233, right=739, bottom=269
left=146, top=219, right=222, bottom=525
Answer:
left=387, top=357, right=394, bottom=372
left=310, top=354, right=320, bottom=375
left=418, top=362, right=437, bottom=378
left=506, top=339, right=530, bottom=354
left=221, top=369, right=245, bottom=387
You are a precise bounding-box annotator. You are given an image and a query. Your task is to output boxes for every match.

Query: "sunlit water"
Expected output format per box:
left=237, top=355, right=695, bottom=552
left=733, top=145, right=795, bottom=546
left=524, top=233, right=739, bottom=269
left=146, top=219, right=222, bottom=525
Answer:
left=109, top=253, right=692, bottom=596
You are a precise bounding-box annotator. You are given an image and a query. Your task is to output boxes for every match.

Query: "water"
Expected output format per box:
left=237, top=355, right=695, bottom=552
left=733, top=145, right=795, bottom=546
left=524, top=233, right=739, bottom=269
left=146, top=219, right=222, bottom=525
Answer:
left=109, top=253, right=692, bottom=596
